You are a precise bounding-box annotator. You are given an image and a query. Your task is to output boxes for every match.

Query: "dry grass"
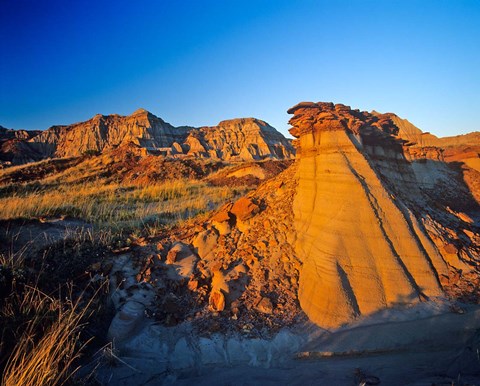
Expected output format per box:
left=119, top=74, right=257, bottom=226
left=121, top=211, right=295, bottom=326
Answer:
left=0, top=245, right=108, bottom=386
left=0, top=157, right=252, bottom=384
left=2, top=287, right=88, bottom=386
left=1, top=284, right=95, bottom=386
left=0, top=179, right=248, bottom=227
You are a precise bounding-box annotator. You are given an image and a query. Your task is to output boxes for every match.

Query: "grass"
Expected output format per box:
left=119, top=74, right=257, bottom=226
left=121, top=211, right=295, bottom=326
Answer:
left=1, top=286, right=92, bottom=386
left=0, top=245, right=108, bottom=386
left=0, top=178, right=249, bottom=227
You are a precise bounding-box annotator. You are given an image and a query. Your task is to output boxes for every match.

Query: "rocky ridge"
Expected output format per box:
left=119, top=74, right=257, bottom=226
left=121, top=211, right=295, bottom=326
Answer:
left=0, top=125, right=43, bottom=165
left=0, top=110, right=295, bottom=167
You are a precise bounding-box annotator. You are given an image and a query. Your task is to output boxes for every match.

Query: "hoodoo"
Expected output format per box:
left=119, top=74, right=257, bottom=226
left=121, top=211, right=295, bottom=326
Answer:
left=288, top=102, right=478, bottom=328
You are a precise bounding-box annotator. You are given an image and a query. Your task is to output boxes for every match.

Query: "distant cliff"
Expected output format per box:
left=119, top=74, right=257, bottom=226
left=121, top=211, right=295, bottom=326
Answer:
left=0, top=110, right=295, bottom=166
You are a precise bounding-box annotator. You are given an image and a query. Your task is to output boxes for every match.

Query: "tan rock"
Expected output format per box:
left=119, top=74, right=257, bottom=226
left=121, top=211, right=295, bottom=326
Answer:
left=209, top=290, right=226, bottom=312
left=165, top=242, right=198, bottom=278
left=288, top=102, right=450, bottom=329
left=192, top=118, right=295, bottom=161
left=5, top=110, right=295, bottom=166
left=192, top=229, right=218, bottom=259
left=231, top=197, right=260, bottom=221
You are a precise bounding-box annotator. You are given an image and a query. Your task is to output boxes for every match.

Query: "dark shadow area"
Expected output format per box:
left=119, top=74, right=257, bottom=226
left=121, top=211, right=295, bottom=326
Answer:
left=336, top=262, right=361, bottom=317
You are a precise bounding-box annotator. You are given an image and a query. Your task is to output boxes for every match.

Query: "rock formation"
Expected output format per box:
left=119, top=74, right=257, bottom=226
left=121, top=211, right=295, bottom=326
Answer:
left=3, top=102, right=479, bottom=334
left=0, top=125, right=44, bottom=165
left=0, top=111, right=294, bottom=167
left=185, top=118, right=294, bottom=160
left=103, top=102, right=480, bottom=332
left=288, top=102, right=480, bottom=329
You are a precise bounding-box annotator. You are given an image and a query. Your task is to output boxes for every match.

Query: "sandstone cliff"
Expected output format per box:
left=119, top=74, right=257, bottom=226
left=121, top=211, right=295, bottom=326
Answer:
left=184, top=118, right=294, bottom=160
left=288, top=102, right=480, bottom=328
left=0, top=111, right=294, bottom=166
left=30, top=109, right=190, bottom=158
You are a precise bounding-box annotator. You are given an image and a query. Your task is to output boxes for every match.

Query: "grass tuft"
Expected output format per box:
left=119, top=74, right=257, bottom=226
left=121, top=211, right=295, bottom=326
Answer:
left=1, top=285, right=95, bottom=386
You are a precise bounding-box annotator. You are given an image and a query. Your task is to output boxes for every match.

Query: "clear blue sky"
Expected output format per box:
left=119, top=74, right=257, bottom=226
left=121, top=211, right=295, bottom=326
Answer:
left=1, top=0, right=479, bottom=137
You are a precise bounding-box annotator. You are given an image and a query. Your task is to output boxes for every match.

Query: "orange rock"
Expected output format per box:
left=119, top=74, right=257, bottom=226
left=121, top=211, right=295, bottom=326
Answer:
left=211, top=208, right=232, bottom=223
left=255, top=297, right=273, bottom=314
left=166, top=247, right=179, bottom=264
left=443, top=243, right=458, bottom=254
left=231, top=197, right=260, bottom=221
left=209, top=290, right=225, bottom=312
left=188, top=279, right=199, bottom=291
left=288, top=101, right=450, bottom=329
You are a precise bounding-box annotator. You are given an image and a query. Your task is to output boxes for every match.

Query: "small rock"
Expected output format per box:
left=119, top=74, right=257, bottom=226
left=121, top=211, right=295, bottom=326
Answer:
left=255, top=297, right=274, bottom=314
left=166, top=248, right=179, bottom=264
left=231, top=197, right=260, bottom=221
left=443, top=243, right=458, bottom=255
left=188, top=279, right=199, bottom=291
left=209, top=290, right=226, bottom=312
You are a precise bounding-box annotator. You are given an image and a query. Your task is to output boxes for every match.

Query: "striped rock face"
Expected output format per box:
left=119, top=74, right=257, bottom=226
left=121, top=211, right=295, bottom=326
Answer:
left=287, top=102, right=478, bottom=329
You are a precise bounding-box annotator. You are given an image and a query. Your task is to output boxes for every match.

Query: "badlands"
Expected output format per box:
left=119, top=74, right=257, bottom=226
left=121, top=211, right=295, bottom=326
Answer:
left=1, top=103, right=480, bottom=385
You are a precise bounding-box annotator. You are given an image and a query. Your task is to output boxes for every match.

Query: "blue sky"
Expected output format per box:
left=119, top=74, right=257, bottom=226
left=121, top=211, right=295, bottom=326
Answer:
left=1, top=0, right=479, bottom=137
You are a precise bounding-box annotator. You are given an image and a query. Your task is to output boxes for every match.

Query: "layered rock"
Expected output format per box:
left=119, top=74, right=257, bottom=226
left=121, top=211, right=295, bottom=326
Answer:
left=0, top=125, right=44, bottom=165
left=288, top=102, right=479, bottom=329
left=1, top=111, right=294, bottom=166
left=184, top=118, right=295, bottom=160
left=30, top=109, right=190, bottom=158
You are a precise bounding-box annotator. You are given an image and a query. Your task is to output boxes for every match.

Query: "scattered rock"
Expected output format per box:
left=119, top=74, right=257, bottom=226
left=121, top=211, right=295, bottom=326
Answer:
left=193, top=230, right=218, bottom=259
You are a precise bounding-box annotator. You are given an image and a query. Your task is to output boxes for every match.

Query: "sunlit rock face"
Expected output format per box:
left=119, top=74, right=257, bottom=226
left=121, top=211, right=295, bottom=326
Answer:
left=186, top=118, right=295, bottom=160
left=31, top=109, right=191, bottom=158
left=4, top=110, right=294, bottom=164
left=288, top=102, right=451, bottom=329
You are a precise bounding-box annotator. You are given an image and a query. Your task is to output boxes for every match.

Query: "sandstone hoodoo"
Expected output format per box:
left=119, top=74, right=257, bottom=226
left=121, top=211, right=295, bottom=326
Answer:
left=0, top=111, right=295, bottom=167
left=288, top=102, right=480, bottom=329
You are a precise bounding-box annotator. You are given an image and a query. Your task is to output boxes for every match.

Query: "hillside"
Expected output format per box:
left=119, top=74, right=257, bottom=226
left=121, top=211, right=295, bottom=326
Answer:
left=0, top=110, right=295, bottom=167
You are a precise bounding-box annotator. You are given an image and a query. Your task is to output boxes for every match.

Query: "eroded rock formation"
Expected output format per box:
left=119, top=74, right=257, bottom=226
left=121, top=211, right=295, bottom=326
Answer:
left=104, top=102, right=480, bottom=332
left=0, top=125, right=44, bottom=165
left=288, top=102, right=480, bottom=328
left=0, top=111, right=294, bottom=167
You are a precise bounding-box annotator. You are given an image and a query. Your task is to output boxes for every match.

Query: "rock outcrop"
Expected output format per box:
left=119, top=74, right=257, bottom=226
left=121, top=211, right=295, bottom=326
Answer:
left=185, top=118, right=294, bottom=160
left=108, top=102, right=480, bottom=332
left=29, top=109, right=191, bottom=158
left=288, top=102, right=480, bottom=329
left=0, top=125, right=44, bottom=165
left=0, top=111, right=295, bottom=166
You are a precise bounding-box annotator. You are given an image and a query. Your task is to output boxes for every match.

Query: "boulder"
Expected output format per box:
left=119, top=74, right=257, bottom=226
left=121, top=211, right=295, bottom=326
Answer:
left=255, top=297, right=274, bottom=314
left=193, top=230, right=218, bottom=259
left=166, top=242, right=198, bottom=278
left=231, top=197, right=260, bottom=221
left=211, top=207, right=234, bottom=235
